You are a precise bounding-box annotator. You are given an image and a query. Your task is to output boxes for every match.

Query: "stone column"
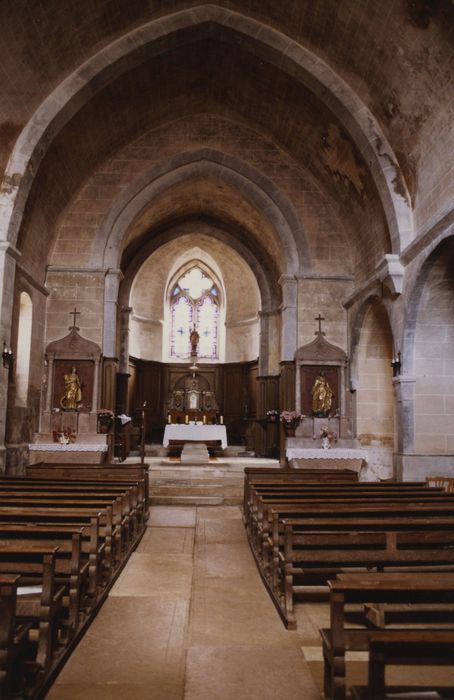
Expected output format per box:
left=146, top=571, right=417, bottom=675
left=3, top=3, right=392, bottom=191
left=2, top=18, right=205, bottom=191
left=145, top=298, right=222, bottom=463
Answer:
left=393, top=374, right=416, bottom=479
left=92, top=358, right=100, bottom=413
left=278, top=275, right=297, bottom=362
left=279, top=360, right=296, bottom=466
left=119, top=306, right=132, bottom=374
left=45, top=356, right=54, bottom=413
left=0, top=242, right=20, bottom=471
left=103, top=269, right=123, bottom=358
left=258, top=311, right=270, bottom=376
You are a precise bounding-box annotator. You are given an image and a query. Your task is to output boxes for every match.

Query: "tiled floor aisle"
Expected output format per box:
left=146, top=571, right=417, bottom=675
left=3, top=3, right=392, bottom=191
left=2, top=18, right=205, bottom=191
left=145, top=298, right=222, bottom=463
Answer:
left=46, top=505, right=322, bottom=699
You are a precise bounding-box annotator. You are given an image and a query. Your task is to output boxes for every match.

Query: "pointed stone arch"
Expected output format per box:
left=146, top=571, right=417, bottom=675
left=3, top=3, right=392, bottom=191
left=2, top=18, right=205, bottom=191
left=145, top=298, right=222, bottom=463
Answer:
left=93, top=149, right=306, bottom=276
left=0, top=5, right=412, bottom=256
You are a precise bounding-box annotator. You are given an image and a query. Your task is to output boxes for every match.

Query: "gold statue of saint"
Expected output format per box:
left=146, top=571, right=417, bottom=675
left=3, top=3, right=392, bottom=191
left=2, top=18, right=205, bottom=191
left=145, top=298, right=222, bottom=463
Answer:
left=60, top=366, right=82, bottom=410
left=311, top=372, right=333, bottom=417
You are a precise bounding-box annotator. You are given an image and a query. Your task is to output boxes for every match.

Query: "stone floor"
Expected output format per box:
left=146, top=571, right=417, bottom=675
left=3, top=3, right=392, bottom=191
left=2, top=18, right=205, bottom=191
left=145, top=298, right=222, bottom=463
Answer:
left=46, top=504, right=322, bottom=699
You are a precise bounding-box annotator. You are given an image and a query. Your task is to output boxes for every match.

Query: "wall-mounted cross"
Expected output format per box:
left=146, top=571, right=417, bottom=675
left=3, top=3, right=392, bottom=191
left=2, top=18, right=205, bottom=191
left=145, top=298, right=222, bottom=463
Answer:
left=315, top=313, right=325, bottom=336
left=69, top=307, right=81, bottom=329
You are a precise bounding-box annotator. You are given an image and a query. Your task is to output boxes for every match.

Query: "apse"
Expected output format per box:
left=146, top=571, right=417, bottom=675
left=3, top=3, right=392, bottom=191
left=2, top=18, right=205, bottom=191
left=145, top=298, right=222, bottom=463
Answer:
left=129, top=238, right=261, bottom=364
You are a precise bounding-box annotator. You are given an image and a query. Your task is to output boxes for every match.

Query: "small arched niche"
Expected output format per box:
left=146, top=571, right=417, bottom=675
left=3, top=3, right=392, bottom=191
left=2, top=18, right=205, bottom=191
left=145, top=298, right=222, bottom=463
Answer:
left=413, top=241, right=454, bottom=455
left=15, top=292, right=33, bottom=406
left=356, top=302, right=394, bottom=449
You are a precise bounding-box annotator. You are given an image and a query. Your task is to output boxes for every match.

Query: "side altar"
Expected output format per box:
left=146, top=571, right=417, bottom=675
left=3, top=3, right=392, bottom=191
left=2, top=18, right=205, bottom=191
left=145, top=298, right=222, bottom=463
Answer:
left=30, top=315, right=109, bottom=463
left=284, top=318, right=367, bottom=476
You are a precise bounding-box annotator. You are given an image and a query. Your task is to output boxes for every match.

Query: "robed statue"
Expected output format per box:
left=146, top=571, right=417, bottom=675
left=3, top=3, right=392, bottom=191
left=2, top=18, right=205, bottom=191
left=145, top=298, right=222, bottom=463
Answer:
left=60, top=367, right=82, bottom=410
left=311, top=372, right=333, bottom=417
left=190, top=326, right=199, bottom=355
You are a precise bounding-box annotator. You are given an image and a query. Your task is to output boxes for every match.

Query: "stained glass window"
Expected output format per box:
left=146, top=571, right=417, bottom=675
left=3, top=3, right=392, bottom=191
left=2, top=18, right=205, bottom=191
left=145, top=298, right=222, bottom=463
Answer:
left=197, top=296, right=218, bottom=358
left=170, top=266, right=219, bottom=360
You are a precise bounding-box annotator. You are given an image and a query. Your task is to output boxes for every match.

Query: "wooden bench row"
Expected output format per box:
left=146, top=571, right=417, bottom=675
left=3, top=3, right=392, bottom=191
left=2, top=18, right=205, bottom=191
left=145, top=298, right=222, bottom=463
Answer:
left=0, top=462, right=148, bottom=699
left=243, top=468, right=454, bottom=699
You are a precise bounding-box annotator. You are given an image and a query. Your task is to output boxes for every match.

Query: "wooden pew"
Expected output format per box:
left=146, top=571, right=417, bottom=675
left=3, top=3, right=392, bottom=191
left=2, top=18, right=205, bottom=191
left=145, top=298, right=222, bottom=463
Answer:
left=322, top=572, right=454, bottom=700
left=248, top=486, right=451, bottom=548
left=0, top=526, right=90, bottom=634
left=0, top=495, right=125, bottom=569
left=0, top=470, right=148, bottom=699
left=351, top=631, right=454, bottom=700
left=0, top=573, right=31, bottom=700
left=0, top=508, right=107, bottom=599
left=250, top=490, right=454, bottom=564
left=243, top=467, right=360, bottom=516
left=0, top=547, right=65, bottom=674
left=24, top=464, right=149, bottom=517
left=278, top=524, right=454, bottom=627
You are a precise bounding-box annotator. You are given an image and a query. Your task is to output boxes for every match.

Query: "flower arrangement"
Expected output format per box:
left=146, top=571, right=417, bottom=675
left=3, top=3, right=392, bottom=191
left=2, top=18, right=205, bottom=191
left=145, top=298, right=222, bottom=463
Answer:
left=52, top=428, right=76, bottom=444
left=266, top=409, right=279, bottom=422
left=318, top=425, right=337, bottom=449
left=97, top=409, right=114, bottom=418
left=97, top=409, right=114, bottom=433
left=280, top=410, right=303, bottom=425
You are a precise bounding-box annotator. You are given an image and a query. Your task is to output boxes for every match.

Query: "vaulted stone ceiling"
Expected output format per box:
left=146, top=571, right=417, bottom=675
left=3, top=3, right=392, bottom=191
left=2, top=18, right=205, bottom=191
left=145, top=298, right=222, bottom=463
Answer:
left=1, top=0, right=453, bottom=282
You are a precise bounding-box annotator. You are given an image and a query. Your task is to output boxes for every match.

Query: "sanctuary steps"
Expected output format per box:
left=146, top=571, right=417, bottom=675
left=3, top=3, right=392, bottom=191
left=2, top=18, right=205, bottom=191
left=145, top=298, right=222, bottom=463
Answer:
left=148, top=457, right=279, bottom=506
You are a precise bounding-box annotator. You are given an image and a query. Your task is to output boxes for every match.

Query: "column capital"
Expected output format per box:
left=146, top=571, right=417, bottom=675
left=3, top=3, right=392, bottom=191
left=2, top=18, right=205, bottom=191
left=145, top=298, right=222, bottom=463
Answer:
left=278, top=274, right=297, bottom=287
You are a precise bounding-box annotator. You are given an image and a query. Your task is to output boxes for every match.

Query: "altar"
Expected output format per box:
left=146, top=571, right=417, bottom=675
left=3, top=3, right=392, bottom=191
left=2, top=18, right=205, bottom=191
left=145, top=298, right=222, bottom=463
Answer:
left=286, top=445, right=368, bottom=473
left=163, top=423, right=228, bottom=449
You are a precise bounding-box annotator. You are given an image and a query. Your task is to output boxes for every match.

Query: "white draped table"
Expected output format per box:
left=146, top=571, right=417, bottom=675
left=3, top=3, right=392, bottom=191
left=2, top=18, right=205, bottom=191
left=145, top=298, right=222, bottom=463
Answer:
left=163, top=423, right=228, bottom=449
left=285, top=447, right=368, bottom=473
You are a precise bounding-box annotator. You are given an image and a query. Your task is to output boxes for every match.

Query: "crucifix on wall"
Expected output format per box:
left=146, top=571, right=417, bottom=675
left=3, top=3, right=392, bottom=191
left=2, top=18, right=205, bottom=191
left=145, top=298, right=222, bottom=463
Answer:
left=69, top=307, right=81, bottom=330
left=315, top=313, right=325, bottom=336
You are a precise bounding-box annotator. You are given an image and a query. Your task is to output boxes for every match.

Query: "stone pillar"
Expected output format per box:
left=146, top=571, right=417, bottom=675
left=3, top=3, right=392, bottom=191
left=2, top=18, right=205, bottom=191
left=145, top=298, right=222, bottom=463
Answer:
left=279, top=360, right=295, bottom=466
left=103, top=269, right=123, bottom=358
left=278, top=275, right=297, bottom=362
left=0, top=243, right=20, bottom=471
left=393, top=374, right=416, bottom=479
left=45, top=356, right=54, bottom=412
left=258, top=311, right=270, bottom=376
left=102, top=358, right=118, bottom=412
left=92, top=358, right=100, bottom=413
left=119, top=306, right=132, bottom=374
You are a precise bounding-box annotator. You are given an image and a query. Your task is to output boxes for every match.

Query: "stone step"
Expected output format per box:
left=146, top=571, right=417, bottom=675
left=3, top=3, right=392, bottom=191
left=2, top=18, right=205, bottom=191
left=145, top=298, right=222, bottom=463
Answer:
left=151, top=495, right=242, bottom=506
left=151, top=484, right=242, bottom=497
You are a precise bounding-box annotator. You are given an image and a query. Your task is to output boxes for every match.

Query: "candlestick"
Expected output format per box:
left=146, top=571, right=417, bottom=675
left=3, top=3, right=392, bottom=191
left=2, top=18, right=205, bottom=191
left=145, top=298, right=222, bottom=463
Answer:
left=220, top=415, right=223, bottom=425
left=203, top=415, right=206, bottom=424
left=185, top=414, right=189, bottom=424
left=168, top=414, right=171, bottom=424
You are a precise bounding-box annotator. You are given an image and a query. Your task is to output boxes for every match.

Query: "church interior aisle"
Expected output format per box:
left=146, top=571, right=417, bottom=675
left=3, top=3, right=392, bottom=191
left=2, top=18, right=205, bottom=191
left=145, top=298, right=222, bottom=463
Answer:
left=45, top=505, right=321, bottom=699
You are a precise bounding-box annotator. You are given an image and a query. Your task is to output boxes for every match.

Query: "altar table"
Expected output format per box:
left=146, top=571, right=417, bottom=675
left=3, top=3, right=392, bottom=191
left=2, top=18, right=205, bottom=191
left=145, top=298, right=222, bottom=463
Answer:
left=163, top=423, right=228, bottom=449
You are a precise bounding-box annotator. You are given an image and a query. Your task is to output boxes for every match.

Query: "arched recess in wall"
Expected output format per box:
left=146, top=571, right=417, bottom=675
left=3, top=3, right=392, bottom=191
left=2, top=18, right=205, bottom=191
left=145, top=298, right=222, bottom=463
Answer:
left=128, top=237, right=261, bottom=365
left=407, top=237, right=454, bottom=456
left=355, top=300, right=395, bottom=472
left=15, top=292, right=33, bottom=407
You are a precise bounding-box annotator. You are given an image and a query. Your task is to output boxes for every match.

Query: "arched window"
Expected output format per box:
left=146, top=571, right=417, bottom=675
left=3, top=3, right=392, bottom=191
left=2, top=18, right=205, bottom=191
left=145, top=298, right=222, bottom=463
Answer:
left=16, top=292, right=33, bottom=406
left=170, top=266, right=219, bottom=359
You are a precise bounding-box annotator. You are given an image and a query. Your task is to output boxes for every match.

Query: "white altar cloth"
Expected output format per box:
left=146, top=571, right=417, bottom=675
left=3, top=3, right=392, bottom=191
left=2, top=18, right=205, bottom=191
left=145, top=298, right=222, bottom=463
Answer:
left=163, top=424, right=227, bottom=449
left=286, top=447, right=368, bottom=462
left=29, top=443, right=108, bottom=452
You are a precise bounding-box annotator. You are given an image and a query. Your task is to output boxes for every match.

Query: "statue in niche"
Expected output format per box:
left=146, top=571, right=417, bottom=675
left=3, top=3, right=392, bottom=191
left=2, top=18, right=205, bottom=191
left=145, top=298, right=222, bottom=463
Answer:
left=190, top=326, right=199, bottom=355
left=60, top=366, right=82, bottom=410
left=311, top=371, right=333, bottom=417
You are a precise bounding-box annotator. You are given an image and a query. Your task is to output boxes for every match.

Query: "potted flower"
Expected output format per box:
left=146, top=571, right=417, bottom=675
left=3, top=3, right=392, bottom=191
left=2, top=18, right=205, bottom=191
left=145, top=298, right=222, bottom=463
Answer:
left=97, top=409, right=114, bottom=434
left=280, top=410, right=303, bottom=436
left=266, top=409, right=279, bottom=423
left=319, top=425, right=338, bottom=450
